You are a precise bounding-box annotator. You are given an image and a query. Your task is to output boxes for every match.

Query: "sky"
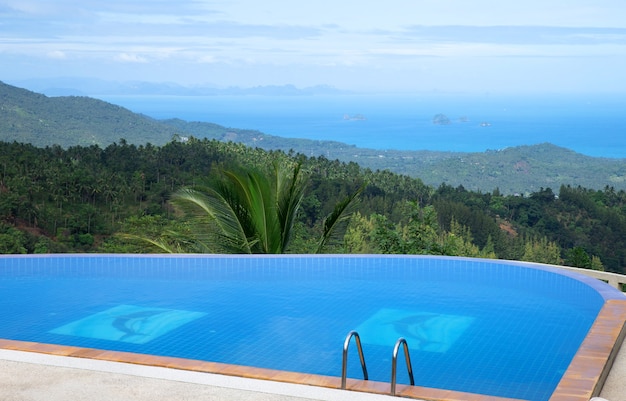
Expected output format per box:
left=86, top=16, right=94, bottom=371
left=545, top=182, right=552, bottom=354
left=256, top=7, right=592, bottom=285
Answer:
left=1, top=0, right=626, bottom=93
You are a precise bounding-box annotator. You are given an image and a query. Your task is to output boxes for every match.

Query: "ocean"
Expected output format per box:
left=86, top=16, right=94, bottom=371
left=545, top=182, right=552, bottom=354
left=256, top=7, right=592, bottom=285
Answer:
left=96, top=93, right=626, bottom=159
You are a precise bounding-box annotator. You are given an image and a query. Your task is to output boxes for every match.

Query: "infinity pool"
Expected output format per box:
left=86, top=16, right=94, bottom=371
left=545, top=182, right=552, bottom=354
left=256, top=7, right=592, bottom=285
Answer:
left=0, top=254, right=624, bottom=400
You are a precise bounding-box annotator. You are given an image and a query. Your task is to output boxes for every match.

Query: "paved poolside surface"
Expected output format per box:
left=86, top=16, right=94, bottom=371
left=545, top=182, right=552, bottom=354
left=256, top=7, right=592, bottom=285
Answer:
left=0, top=349, right=395, bottom=401
left=0, top=336, right=624, bottom=401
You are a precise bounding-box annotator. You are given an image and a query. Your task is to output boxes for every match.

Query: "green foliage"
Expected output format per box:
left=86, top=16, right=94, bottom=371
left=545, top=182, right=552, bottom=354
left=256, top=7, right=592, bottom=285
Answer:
left=444, top=219, right=496, bottom=259
left=169, top=161, right=307, bottom=254
left=590, top=255, right=605, bottom=272
left=521, top=236, right=562, bottom=265
left=316, top=184, right=365, bottom=253
left=0, top=223, right=28, bottom=254
left=370, top=214, right=404, bottom=254
left=102, top=215, right=200, bottom=253
left=401, top=204, right=442, bottom=254
left=162, top=161, right=361, bottom=254
left=33, top=237, right=55, bottom=254
left=343, top=212, right=376, bottom=253
left=356, top=203, right=494, bottom=257
left=566, top=246, right=592, bottom=269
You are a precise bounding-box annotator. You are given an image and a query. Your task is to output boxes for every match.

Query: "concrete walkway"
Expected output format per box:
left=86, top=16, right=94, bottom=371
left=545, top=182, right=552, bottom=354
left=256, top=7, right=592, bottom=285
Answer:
left=0, top=350, right=396, bottom=401
left=601, top=334, right=626, bottom=401
left=0, top=339, right=624, bottom=401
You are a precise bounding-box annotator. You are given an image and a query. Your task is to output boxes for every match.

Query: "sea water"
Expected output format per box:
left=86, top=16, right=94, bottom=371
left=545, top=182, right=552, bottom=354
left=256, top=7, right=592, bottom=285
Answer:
left=96, top=93, right=626, bottom=158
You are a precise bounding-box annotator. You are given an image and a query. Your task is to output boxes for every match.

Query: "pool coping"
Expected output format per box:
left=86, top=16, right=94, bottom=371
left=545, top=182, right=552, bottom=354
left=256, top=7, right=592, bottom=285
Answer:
left=0, top=297, right=624, bottom=401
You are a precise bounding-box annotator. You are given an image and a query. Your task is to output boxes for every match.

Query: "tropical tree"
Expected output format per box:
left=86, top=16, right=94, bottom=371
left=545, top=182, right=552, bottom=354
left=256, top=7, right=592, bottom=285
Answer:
left=104, top=215, right=197, bottom=253
left=151, top=161, right=362, bottom=254
left=0, top=223, right=28, bottom=254
left=566, top=246, right=592, bottom=269
left=343, top=212, right=376, bottom=253
left=521, top=236, right=562, bottom=265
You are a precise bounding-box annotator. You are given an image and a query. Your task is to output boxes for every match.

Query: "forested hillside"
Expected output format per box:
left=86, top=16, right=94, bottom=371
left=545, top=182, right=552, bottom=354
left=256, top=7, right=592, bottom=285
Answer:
left=0, top=81, right=179, bottom=147
left=2, top=81, right=625, bottom=195
left=1, top=139, right=625, bottom=276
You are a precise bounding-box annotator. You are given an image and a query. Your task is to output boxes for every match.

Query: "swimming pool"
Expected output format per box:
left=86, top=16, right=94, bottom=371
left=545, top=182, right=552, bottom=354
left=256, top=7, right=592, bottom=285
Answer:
left=0, top=254, right=624, bottom=401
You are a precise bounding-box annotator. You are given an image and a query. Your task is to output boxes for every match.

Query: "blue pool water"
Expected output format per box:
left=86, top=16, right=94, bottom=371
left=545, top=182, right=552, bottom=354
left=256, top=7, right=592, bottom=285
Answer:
left=0, top=255, right=608, bottom=400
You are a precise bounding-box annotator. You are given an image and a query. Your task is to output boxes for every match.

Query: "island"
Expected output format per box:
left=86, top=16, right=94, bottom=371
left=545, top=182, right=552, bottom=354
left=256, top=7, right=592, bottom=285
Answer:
left=432, top=113, right=451, bottom=125
left=343, top=114, right=366, bottom=121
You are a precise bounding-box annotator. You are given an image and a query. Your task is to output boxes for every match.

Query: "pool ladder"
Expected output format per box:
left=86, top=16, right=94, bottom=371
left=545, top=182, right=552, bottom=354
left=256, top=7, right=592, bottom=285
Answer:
left=341, top=331, right=415, bottom=396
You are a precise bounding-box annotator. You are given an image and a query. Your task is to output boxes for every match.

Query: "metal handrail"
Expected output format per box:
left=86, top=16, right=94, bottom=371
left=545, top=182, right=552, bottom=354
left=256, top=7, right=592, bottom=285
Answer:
left=390, top=337, right=415, bottom=395
left=341, top=330, right=368, bottom=389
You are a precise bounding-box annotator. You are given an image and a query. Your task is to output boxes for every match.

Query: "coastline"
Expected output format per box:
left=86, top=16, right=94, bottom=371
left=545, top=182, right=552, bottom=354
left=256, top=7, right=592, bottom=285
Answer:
left=95, top=93, right=626, bottom=159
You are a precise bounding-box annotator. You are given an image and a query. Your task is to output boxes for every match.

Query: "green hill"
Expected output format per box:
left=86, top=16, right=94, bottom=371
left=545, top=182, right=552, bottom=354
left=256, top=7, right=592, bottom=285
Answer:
left=0, top=81, right=179, bottom=147
left=2, top=80, right=625, bottom=194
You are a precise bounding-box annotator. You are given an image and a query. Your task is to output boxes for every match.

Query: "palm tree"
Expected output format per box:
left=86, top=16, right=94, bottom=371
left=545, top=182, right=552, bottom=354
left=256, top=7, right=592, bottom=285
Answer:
left=158, top=161, right=362, bottom=254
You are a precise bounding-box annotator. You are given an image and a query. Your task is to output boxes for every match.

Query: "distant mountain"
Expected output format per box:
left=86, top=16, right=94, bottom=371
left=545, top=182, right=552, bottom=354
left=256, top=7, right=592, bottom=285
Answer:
left=10, top=78, right=349, bottom=97
left=2, top=80, right=625, bottom=194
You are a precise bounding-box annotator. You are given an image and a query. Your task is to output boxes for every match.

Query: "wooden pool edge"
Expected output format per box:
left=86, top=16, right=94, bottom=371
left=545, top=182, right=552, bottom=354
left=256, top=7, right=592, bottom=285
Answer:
left=549, top=298, right=626, bottom=401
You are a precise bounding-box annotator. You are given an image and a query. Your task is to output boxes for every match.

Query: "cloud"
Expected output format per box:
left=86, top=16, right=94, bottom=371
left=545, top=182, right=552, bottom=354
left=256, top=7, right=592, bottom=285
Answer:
left=1, top=0, right=59, bottom=15
left=197, top=55, right=215, bottom=64
left=89, top=18, right=322, bottom=41
left=115, top=52, right=148, bottom=63
left=1, top=0, right=209, bottom=17
left=46, top=50, right=67, bottom=59
left=400, top=25, right=626, bottom=46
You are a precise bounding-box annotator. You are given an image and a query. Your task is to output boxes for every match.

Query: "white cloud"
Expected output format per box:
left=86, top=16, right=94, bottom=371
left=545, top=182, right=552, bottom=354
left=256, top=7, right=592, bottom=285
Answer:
left=1, top=0, right=57, bottom=15
left=115, top=52, right=148, bottom=63
left=197, top=54, right=217, bottom=64
left=46, top=50, right=67, bottom=59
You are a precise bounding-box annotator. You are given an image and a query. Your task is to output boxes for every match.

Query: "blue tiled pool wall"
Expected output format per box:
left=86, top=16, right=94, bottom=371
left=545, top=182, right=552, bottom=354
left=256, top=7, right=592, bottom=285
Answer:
left=0, top=254, right=606, bottom=311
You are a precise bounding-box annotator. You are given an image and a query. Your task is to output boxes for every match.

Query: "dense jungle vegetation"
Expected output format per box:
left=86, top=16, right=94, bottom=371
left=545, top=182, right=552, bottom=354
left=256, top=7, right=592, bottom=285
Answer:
left=1, top=139, right=625, bottom=275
